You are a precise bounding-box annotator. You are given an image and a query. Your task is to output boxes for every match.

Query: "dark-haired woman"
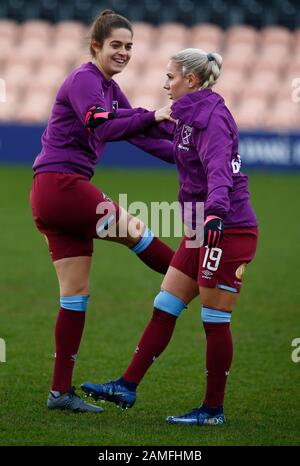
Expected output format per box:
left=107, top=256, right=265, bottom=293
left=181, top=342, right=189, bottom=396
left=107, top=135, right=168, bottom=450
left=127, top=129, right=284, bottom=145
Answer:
left=30, top=10, right=174, bottom=412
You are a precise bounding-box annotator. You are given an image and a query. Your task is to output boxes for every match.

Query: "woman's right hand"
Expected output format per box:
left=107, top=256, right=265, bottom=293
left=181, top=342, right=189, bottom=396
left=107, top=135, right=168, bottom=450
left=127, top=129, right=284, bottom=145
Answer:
left=154, top=104, right=175, bottom=122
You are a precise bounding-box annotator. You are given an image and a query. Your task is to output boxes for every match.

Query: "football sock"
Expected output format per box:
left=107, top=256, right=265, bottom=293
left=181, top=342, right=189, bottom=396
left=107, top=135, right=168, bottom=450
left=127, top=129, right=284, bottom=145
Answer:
left=203, top=321, right=233, bottom=408
left=131, top=228, right=174, bottom=274
left=51, top=306, right=86, bottom=394
left=122, top=308, right=177, bottom=384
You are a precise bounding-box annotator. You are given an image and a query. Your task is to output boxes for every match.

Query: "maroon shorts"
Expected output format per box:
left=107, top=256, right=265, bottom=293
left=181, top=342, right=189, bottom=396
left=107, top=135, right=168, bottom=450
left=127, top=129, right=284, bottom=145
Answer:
left=170, top=227, right=258, bottom=293
left=30, top=172, right=120, bottom=261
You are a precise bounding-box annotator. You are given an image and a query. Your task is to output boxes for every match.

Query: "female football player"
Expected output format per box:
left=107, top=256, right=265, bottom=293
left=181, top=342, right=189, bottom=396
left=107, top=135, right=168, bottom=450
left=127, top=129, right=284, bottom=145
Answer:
left=82, top=48, right=258, bottom=425
left=30, top=10, right=175, bottom=413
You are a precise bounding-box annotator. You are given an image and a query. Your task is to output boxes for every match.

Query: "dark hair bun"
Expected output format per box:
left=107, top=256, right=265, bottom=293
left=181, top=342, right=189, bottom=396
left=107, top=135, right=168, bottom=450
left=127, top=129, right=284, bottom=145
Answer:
left=100, top=9, right=115, bottom=17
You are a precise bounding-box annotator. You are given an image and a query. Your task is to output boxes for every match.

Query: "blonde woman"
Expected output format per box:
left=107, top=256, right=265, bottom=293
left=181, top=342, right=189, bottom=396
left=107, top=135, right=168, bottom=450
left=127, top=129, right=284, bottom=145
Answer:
left=82, top=49, right=258, bottom=426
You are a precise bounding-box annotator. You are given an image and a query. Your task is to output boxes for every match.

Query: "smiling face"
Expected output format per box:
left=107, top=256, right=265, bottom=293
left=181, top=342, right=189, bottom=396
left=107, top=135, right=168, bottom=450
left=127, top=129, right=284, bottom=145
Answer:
left=92, top=28, right=133, bottom=79
left=163, top=59, right=199, bottom=102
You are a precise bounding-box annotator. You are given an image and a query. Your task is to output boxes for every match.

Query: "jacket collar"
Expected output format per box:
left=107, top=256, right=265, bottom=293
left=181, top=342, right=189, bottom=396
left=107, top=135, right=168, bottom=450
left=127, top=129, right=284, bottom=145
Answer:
left=171, top=88, right=224, bottom=129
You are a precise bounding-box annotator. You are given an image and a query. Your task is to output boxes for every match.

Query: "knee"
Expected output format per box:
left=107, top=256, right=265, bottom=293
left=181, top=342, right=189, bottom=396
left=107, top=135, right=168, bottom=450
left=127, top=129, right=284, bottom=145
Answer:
left=60, top=284, right=89, bottom=296
left=153, top=290, right=187, bottom=317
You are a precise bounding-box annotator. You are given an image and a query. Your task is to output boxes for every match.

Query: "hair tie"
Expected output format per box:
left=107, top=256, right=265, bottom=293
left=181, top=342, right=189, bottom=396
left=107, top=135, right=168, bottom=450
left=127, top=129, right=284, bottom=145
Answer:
left=207, top=53, right=214, bottom=62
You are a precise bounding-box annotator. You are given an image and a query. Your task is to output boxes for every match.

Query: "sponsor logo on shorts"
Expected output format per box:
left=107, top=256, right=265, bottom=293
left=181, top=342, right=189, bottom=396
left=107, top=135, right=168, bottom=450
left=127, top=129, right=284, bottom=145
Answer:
left=202, top=269, right=213, bottom=279
left=235, top=262, right=247, bottom=280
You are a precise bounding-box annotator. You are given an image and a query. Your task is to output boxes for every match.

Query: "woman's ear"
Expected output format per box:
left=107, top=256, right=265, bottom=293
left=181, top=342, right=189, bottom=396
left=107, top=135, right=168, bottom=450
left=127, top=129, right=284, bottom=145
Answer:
left=91, top=40, right=100, bottom=54
left=186, top=72, right=198, bottom=88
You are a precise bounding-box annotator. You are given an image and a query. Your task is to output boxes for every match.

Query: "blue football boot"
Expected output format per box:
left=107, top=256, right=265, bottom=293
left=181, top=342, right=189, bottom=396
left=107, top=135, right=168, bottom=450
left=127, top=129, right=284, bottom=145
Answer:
left=47, top=386, right=103, bottom=413
left=166, top=405, right=225, bottom=426
left=81, top=380, right=136, bottom=409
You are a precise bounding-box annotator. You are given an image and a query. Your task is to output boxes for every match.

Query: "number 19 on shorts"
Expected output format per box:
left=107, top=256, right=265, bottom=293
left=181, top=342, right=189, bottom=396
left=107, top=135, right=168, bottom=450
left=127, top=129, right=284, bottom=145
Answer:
left=202, top=247, right=222, bottom=271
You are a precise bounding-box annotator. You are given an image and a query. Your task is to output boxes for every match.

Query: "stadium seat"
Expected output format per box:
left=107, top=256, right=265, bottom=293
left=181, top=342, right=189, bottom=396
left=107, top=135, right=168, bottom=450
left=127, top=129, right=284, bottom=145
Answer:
left=0, top=19, right=18, bottom=40
left=0, top=15, right=298, bottom=132
left=127, top=42, right=153, bottom=70
left=43, top=42, right=82, bottom=68
left=158, top=23, right=188, bottom=42
left=240, top=72, right=281, bottom=101
left=260, top=25, right=292, bottom=47
left=12, top=41, right=48, bottom=67
left=0, top=90, right=18, bottom=122
left=133, top=69, right=167, bottom=96
left=72, top=52, right=91, bottom=69
left=113, top=69, right=141, bottom=96
left=222, top=46, right=256, bottom=73
left=285, top=55, right=300, bottom=80
left=253, top=44, right=289, bottom=73
left=20, top=19, right=53, bottom=42
left=234, top=98, right=268, bottom=129
left=132, top=21, right=155, bottom=45
left=263, top=99, right=300, bottom=130
left=225, top=42, right=256, bottom=57
left=130, top=95, right=158, bottom=111
left=0, top=37, right=16, bottom=68
left=191, top=40, right=221, bottom=54
left=34, top=64, right=68, bottom=89
left=190, top=23, right=223, bottom=44
left=16, top=91, right=52, bottom=123
left=54, top=20, right=86, bottom=41
left=3, top=64, right=33, bottom=93
left=214, top=69, right=246, bottom=101
left=148, top=44, right=185, bottom=69
left=226, top=25, right=258, bottom=47
left=130, top=89, right=166, bottom=111
left=292, top=27, right=300, bottom=46
left=275, top=76, right=298, bottom=101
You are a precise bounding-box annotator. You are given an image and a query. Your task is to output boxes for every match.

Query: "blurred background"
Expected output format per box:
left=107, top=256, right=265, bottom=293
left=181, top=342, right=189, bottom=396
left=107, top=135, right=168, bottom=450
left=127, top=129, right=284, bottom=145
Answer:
left=1, top=0, right=300, bottom=168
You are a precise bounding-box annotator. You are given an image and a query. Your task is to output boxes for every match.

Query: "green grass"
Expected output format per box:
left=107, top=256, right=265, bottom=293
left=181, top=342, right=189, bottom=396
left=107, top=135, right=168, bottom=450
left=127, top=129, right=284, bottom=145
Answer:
left=0, top=167, right=299, bottom=446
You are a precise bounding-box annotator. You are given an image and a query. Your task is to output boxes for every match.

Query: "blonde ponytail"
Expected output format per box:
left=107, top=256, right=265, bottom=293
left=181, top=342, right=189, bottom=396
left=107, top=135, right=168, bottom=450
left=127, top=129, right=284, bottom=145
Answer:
left=171, top=48, right=223, bottom=89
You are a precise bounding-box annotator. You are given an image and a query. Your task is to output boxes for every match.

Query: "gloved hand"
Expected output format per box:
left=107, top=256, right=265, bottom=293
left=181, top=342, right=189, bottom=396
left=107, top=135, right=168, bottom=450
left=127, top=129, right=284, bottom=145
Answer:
left=204, top=215, right=224, bottom=248
left=85, top=105, right=115, bottom=131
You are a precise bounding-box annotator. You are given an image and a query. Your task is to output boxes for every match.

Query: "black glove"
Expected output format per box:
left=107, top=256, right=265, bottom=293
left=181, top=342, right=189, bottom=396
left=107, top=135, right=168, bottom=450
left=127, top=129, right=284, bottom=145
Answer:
left=204, top=215, right=224, bottom=248
left=84, top=105, right=115, bottom=131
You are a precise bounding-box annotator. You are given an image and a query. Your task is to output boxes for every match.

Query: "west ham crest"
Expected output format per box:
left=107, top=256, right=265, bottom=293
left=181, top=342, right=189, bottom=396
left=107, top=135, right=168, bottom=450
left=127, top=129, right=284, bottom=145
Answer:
left=181, top=125, right=193, bottom=145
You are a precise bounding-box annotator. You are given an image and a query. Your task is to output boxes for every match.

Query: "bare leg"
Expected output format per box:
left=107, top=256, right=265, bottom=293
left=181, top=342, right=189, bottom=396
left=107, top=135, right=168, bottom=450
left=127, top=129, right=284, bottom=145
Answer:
left=99, top=207, right=174, bottom=274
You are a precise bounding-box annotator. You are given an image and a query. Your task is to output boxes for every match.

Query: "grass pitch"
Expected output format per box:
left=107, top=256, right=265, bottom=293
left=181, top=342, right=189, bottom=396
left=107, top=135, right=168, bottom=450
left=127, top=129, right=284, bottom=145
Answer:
left=0, top=167, right=299, bottom=446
